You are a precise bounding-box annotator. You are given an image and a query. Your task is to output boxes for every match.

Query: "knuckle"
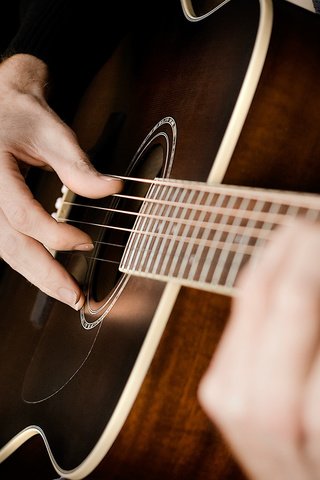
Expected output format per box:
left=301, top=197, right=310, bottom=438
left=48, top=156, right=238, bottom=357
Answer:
left=47, top=222, right=90, bottom=252
left=302, top=409, right=320, bottom=445
left=221, top=396, right=253, bottom=430
left=207, top=382, right=301, bottom=446
left=37, top=262, right=54, bottom=286
left=0, top=231, right=22, bottom=271
left=9, top=203, right=31, bottom=232
left=44, top=223, right=71, bottom=251
left=199, top=373, right=251, bottom=430
left=0, top=229, right=18, bottom=257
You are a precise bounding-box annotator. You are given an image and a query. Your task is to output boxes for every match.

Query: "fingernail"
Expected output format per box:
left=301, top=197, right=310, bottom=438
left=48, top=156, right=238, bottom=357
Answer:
left=74, top=294, right=85, bottom=311
left=101, top=175, right=123, bottom=186
left=58, top=287, right=82, bottom=310
left=73, top=243, right=94, bottom=251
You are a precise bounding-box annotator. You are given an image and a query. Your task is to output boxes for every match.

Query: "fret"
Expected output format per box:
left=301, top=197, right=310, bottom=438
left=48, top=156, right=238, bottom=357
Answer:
left=182, top=190, right=216, bottom=282
left=285, top=204, right=300, bottom=218
left=222, top=196, right=253, bottom=287
left=135, top=183, right=167, bottom=273
left=197, top=193, right=229, bottom=284
left=166, top=188, right=206, bottom=280
left=119, top=179, right=320, bottom=293
left=225, top=199, right=277, bottom=287
left=208, top=194, right=238, bottom=286
left=152, top=186, right=192, bottom=276
left=137, top=183, right=174, bottom=274
left=123, top=182, right=161, bottom=271
left=211, top=196, right=251, bottom=287
left=306, top=207, right=320, bottom=222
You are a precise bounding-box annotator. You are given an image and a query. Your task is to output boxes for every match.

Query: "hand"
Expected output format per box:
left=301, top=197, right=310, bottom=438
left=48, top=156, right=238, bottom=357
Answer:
left=198, top=219, right=320, bottom=480
left=0, top=54, right=122, bottom=310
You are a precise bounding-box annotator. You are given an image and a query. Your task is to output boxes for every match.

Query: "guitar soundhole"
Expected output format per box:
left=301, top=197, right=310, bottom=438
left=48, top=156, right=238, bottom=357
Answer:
left=90, top=144, right=164, bottom=302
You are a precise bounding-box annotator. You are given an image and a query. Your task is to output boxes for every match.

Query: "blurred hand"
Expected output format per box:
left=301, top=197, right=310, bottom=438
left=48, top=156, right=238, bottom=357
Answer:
left=199, top=219, right=320, bottom=480
left=0, top=54, right=122, bottom=309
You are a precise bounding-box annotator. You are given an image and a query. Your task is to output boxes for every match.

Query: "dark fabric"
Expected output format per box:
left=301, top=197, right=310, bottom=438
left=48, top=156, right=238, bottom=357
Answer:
left=313, top=0, right=320, bottom=13
left=0, top=1, right=21, bottom=52
left=2, top=0, right=136, bottom=120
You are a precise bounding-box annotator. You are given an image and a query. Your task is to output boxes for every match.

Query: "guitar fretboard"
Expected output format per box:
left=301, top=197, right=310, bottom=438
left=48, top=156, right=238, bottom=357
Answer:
left=119, top=179, right=320, bottom=294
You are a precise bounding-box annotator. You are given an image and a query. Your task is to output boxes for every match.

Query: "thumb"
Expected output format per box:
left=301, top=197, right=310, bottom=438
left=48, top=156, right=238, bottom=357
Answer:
left=40, top=121, right=123, bottom=198
left=57, top=152, right=123, bottom=199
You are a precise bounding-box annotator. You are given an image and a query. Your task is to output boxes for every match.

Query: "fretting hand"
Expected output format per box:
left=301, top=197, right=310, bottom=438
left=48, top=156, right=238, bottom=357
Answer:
left=199, top=218, right=320, bottom=480
left=0, top=54, right=122, bottom=309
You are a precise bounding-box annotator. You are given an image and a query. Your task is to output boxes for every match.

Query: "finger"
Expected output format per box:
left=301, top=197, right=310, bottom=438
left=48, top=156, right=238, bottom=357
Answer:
left=291, top=227, right=320, bottom=471
left=253, top=222, right=320, bottom=417
left=0, top=153, right=94, bottom=251
left=243, top=223, right=320, bottom=480
left=57, top=154, right=123, bottom=199
left=198, top=224, right=294, bottom=420
left=0, top=208, right=84, bottom=309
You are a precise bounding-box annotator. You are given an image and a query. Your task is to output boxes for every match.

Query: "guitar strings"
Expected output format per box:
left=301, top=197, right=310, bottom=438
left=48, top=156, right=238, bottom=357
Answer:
left=108, top=175, right=320, bottom=209
left=61, top=215, right=270, bottom=253
left=61, top=175, right=320, bottom=226
left=58, top=213, right=263, bottom=267
left=55, top=175, right=320, bottom=265
left=62, top=199, right=293, bottom=235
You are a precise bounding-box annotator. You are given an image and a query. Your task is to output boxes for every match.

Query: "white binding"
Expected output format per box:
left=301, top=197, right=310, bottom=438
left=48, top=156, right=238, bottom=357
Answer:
left=180, top=0, right=232, bottom=21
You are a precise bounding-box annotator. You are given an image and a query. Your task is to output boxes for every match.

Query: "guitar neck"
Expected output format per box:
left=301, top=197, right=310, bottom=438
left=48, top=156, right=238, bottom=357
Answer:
left=119, top=178, right=320, bottom=295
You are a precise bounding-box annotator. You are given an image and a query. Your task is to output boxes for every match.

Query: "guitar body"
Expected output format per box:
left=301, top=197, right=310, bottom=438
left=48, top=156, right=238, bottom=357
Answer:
left=1, top=1, right=320, bottom=479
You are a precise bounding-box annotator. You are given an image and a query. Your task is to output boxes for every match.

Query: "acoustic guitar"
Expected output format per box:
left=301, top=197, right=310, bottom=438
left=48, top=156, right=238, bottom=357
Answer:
left=1, top=0, right=320, bottom=478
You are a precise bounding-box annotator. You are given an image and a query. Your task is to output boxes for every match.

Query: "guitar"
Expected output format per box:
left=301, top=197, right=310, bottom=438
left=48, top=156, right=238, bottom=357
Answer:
left=1, top=0, right=320, bottom=479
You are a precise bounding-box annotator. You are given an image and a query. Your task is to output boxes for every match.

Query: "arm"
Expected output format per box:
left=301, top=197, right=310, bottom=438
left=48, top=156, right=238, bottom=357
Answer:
left=198, top=218, right=320, bottom=480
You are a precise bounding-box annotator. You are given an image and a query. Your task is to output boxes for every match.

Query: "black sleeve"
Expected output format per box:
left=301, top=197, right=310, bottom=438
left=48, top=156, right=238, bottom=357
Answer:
left=4, top=0, right=134, bottom=120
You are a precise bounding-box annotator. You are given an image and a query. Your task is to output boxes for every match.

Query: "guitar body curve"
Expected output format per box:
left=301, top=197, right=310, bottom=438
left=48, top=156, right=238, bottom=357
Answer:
left=1, top=1, right=320, bottom=479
